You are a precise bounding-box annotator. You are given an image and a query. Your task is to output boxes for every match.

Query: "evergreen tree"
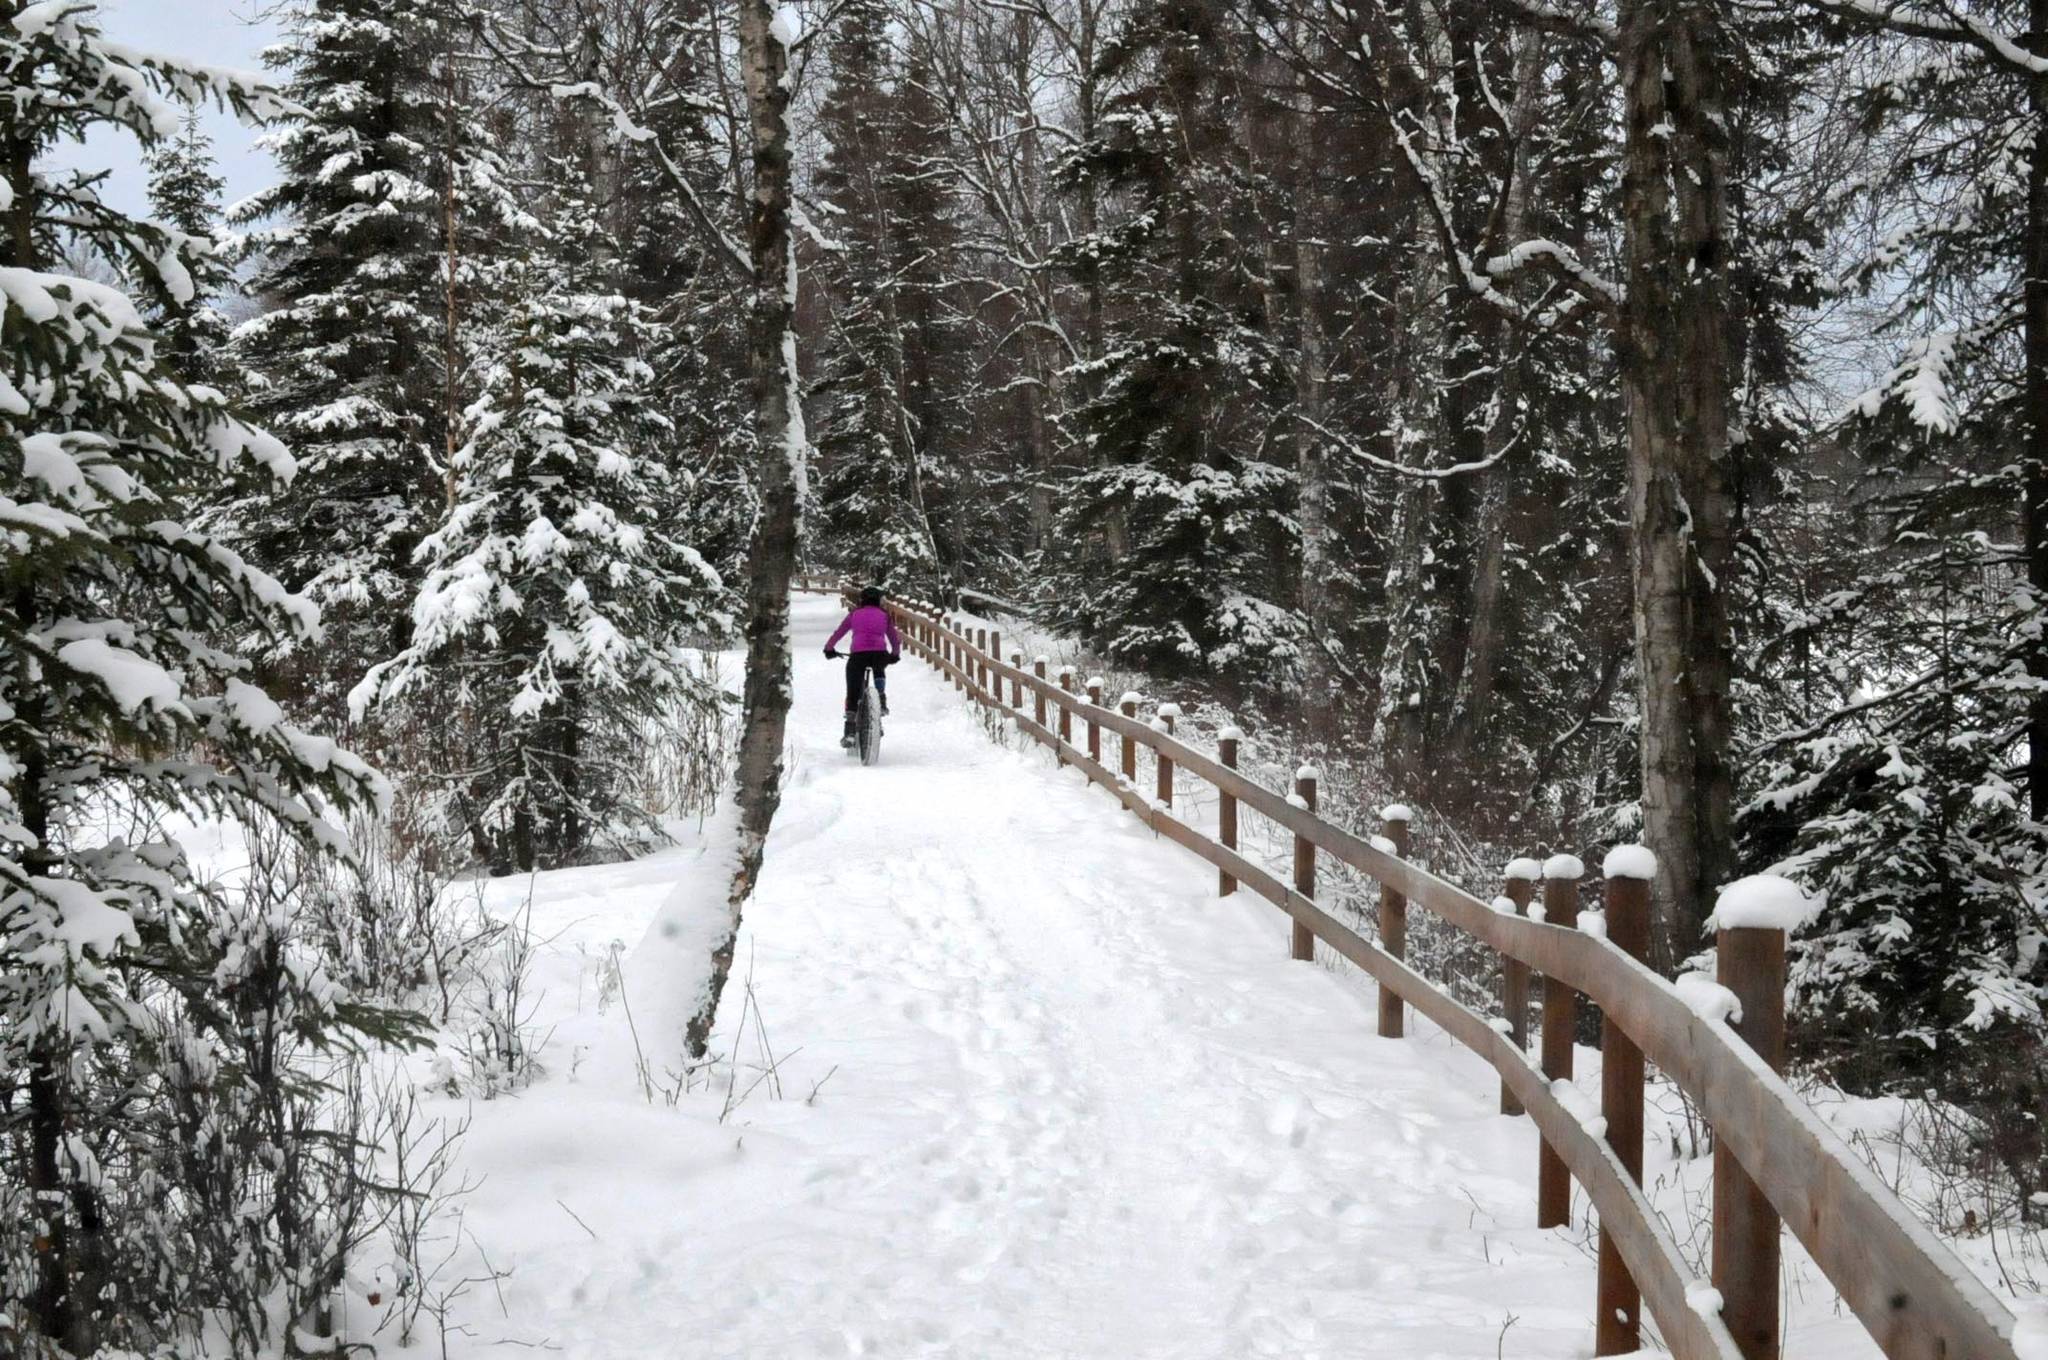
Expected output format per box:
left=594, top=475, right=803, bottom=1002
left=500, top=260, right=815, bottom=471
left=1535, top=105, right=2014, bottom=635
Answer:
left=1731, top=4, right=2048, bottom=1196
left=353, top=168, right=730, bottom=872
left=0, top=5, right=406, bottom=1349
left=142, top=107, right=231, bottom=382
left=607, top=0, right=757, bottom=582
left=808, top=0, right=949, bottom=590
left=1046, top=0, right=1296, bottom=684
left=223, top=0, right=528, bottom=710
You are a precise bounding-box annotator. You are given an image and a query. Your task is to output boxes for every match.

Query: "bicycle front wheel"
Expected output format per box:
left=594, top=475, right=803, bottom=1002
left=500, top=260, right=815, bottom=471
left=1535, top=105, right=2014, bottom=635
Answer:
left=858, top=685, right=882, bottom=766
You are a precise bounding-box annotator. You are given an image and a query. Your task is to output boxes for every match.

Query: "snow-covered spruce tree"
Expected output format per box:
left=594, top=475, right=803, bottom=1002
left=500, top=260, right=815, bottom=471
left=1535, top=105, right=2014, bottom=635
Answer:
left=353, top=170, right=729, bottom=874
left=1046, top=0, right=1297, bottom=687
left=807, top=0, right=948, bottom=591
left=1743, top=498, right=2048, bottom=1206
left=224, top=0, right=528, bottom=722
left=141, top=106, right=231, bottom=384
left=1742, top=339, right=2048, bottom=1207
left=1731, top=3, right=2048, bottom=1209
left=0, top=5, right=416, bottom=1350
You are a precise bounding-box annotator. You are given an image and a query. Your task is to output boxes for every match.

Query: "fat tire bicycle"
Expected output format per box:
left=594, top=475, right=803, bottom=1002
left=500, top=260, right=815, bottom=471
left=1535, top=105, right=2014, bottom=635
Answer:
left=851, top=668, right=883, bottom=765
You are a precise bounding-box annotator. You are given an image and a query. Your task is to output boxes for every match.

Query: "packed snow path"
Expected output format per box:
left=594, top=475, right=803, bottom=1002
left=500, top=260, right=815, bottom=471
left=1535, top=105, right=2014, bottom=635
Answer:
left=446, top=595, right=1644, bottom=1359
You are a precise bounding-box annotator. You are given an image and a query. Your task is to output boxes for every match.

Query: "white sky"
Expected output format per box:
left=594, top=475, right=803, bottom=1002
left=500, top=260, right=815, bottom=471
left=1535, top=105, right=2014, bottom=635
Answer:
left=50, top=0, right=284, bottom=220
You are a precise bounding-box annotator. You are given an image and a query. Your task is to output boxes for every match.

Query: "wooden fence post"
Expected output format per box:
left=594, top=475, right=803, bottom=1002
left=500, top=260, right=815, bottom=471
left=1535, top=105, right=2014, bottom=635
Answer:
left=1499, top=858, right=1541, bottom=1116
left=1010, top=652, right=1024, bottom=708
left=1155, top=700, right=1187, bottom=806
left=1058, top=666, right=1075, bottom=751
left=1715, top=917, right=1788, bottom=1360
left=1218, top=727, right=1242, bottom=897
left=1596, top=851, right=1653, bottom=1355
left=1155, top=703, right=1179, bottom=807
left=1291, top=767, right=1317, bottom=961
left=976, top=628, right=989, bottom=693
left=1377, top=805, right=1412, bottom=1037
left=1033, top=657, right=1048, bottom=728
left=1536, top=853, right=1583, bottom=1229
left=1120, top=693, right=1138, bottom=783
left=1086, top=678, right=1103, bottom=763
left=991, top=631, right=1002, bottom=697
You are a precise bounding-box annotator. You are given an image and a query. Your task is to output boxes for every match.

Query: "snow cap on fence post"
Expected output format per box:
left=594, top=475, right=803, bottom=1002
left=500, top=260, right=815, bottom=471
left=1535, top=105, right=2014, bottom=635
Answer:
left=1708, top=874, right=1818, bottom=933
left=1602, top=844, right=1658, bottom=882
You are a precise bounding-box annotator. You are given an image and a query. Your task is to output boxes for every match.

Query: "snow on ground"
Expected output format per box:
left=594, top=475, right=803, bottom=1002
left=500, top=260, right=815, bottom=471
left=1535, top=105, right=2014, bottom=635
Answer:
left=415, top=594, right=1942, bottom=1358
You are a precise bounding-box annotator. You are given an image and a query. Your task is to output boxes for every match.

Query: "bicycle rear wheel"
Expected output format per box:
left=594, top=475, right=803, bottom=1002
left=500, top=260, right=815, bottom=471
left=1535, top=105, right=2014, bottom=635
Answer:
left=858, top=684, right=882, bottom=765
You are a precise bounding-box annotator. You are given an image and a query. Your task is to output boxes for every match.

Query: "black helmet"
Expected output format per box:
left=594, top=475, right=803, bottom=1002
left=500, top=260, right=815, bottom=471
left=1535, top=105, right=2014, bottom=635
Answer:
left=860, top=585, right=883, bottom=607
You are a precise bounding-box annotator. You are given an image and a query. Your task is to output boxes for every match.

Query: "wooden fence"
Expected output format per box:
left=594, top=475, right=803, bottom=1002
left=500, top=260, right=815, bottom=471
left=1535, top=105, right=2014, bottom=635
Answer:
left=849, top=586, right=2021, bottom=1360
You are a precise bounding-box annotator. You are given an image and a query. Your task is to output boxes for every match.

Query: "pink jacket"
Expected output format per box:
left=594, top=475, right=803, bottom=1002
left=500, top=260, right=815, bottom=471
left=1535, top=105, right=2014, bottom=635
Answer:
left=828, top=605, right=902, bottom=656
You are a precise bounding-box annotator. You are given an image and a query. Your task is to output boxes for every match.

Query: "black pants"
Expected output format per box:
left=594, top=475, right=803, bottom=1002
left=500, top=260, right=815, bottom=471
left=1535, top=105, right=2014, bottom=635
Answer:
left=844, top=651, right=892, bottom=710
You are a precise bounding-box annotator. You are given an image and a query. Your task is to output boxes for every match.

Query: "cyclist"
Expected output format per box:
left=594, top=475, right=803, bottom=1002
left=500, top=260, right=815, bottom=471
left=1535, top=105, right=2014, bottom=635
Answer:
left=824, top=585, right=902, bottom=746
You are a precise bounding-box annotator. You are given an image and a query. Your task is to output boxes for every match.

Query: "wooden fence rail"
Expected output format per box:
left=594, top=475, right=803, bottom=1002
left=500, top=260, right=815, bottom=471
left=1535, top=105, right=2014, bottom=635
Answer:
left=848, top=585, right=2021, bottom=1360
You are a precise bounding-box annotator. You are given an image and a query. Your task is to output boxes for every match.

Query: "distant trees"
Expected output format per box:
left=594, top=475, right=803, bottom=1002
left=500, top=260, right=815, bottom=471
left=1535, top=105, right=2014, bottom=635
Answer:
left=1044, top=0, right=1297, bottom=681
left=807, top=0, right=950, bottom=588
left=141, top=109, right=231, bottom=379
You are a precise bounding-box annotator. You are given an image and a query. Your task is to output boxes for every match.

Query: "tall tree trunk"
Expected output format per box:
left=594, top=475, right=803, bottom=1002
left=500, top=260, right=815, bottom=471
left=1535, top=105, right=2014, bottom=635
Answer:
left=1376, top=199, right=1441, bottom=779
left=1011, top=11, right=1057, bottom=552
left=2026, top=0, right=2048, bottom=823
left=1292, top=78, right=1338, bottom=740
left=1618, top=0, right=1738, bottom=970
left=688, top=0, right=802, bottom=1060
left=1452, top=31, right=1544, bottom=778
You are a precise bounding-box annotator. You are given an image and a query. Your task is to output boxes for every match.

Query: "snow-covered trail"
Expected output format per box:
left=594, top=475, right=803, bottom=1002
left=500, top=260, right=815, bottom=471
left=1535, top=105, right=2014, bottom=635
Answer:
left=442, top=595, right=1622, bottom=1359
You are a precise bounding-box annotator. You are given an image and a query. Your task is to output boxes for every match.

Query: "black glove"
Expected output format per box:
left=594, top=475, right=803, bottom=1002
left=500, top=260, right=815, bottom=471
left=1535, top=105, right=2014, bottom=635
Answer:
left=824, top=647, right=839, bottom=659
left=884, top=653, right=900, bottom=667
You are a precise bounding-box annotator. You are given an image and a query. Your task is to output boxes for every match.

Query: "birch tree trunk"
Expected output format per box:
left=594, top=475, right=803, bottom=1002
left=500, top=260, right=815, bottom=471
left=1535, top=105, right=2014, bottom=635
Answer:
left=1014, top=10, right=1057, bottom=551
left=688, top=0, right=803, bottom=1059
left=1618, top=0, right=1738, bottom=970
left=1292, top=80, right=1338, bottom=740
